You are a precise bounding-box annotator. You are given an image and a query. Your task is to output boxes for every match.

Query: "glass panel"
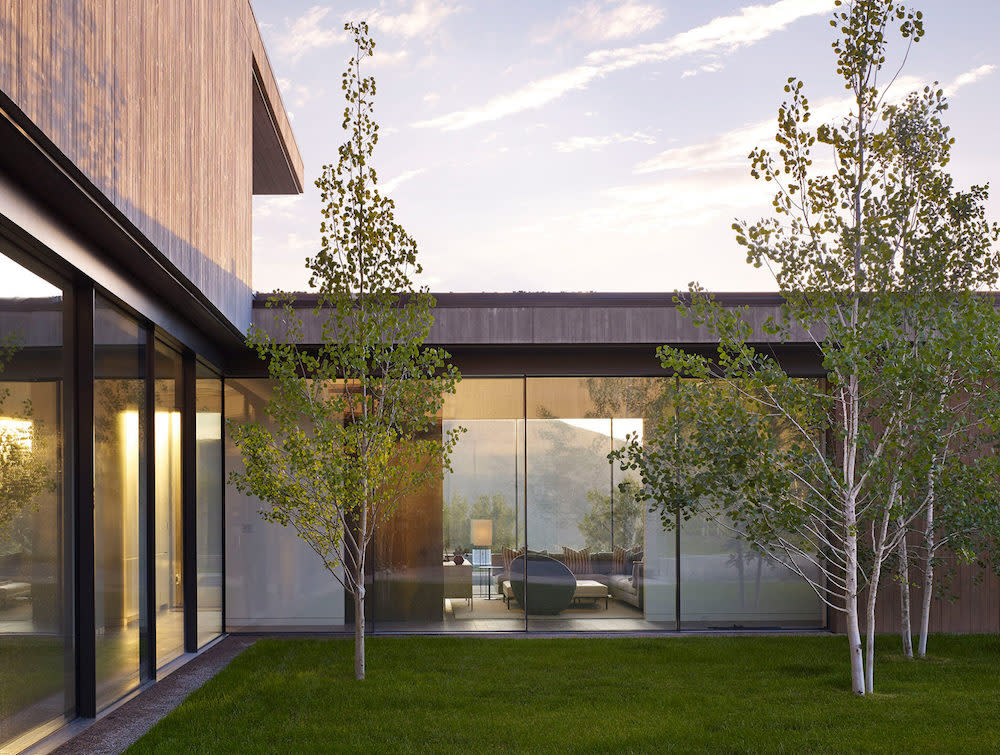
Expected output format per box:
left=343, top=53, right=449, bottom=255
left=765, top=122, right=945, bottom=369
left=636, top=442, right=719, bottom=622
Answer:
left=224, top=379, right=346, bottom=630
left=0, top=251, right=73, bottom=747
left=195, top=363, right=222, bottom=647
left=94, top=298, right=146, bottom=708
left=154, top=342, right=184, bottom=666
left=523, top=378, right=675, bottom=629
left=370, top=378, right=526, bottom=631
left=677, top=378, right=825, bottom=629
left=679, top=513, right=824, bottom=628
left=434, top=378, right=525, bottom=631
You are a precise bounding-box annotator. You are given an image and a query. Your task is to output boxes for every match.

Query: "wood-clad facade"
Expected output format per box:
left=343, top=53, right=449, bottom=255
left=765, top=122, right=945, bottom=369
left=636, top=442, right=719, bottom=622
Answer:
left=0, top=0, right=302, bottom=333
left=0, top=3, right=301, bottom=751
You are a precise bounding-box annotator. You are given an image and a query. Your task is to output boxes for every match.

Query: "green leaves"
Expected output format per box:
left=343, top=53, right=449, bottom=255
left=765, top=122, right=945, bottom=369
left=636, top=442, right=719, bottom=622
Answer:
left=229, top=23, right=461, bottom=604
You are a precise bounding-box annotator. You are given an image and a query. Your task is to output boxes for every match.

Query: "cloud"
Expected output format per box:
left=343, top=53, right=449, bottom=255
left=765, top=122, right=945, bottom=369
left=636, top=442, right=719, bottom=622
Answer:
left=370, top=49, right=410, bottom=67
left=534, top=1, right=665, bottom=44
left=553, top=171, right=773, bottom=236
left=634, top=65, right=994, bottom=175
left=423, top=92, right=441, bottom=103
left=274, top=6, right=347, bottom=63
left=254, top=196, right=307, bottom=220
left=554, top=131, right=655, bottom=152
left=681, top=61, right=723, bottom=78
left=277, top=77, right=321, bottom=109
left=273, top=2, right=459, bottom=64
left=360, top=0, right=460, bottom=38
left=380, top=168, right=425, bottom=193
left=950, top=63, right=996, bottom=91
left=414, top=0, right=835, bottom=131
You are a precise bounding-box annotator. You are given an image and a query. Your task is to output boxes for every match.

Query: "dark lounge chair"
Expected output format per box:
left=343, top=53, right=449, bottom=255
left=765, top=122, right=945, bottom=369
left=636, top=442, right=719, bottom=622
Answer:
left=506, top=553, right=576, bottom=614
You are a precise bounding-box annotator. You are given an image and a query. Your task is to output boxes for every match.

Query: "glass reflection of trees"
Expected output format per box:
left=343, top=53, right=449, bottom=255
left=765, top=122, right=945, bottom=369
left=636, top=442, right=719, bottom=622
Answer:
left=0, top=260, right=70, bottom=748
left=443, top=492, right=515, bottom=555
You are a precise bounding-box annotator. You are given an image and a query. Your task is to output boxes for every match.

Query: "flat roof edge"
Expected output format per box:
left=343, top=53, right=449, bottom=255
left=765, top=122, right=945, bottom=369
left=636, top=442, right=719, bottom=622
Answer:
left=242, top=1, right=304, bottom=194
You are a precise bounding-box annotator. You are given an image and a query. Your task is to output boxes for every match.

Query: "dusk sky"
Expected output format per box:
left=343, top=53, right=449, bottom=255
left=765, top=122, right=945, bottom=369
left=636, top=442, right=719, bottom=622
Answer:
left=250, top=0, right=999, bottom=294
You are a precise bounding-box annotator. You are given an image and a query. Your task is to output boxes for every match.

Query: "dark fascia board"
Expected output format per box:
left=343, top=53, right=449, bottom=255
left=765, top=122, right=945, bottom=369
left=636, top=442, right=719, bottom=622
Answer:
left=0, top=88, right=246, bottom=356
left=225, top=342, right=826, bottom=380
left=255, top=290, right=1000, bottom=309
left=251, top=61, right=304, bottom=195
left=253, top=291, right=789, bottom=309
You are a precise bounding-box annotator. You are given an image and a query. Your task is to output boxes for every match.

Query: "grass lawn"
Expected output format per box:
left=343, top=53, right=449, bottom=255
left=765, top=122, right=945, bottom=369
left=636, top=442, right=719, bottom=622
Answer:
left=129, top=634, right=1000, bottom=753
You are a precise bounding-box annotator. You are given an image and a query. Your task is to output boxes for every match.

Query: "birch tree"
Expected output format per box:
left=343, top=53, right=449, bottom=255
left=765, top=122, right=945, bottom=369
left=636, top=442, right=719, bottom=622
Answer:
left=892, top=333, right=1000, bottom=658
left=616, top=0, right=999, bottom=695
left=229, top=23, right=461, bottom=680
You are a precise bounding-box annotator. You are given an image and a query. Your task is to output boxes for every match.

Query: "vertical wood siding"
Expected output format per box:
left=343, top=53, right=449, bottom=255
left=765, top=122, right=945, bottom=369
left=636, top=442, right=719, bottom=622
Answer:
left=0, top=0, right=258, bottom=332
left=830, top=555, right=1000, bottom=635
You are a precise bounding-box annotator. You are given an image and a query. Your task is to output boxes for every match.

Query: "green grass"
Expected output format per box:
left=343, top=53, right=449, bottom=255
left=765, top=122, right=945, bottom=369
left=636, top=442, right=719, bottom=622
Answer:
left=129, top=635, right=1000, bottom=754
left=0, top=635, right=67, bottom=718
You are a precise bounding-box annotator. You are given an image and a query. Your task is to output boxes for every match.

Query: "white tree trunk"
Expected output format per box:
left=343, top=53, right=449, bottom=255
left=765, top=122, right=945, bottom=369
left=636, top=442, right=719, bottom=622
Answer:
left=864, top=506, right=892, bottom=694
left=898, top=525, right=912, bottom=658
left=354, top=580, right=366, bottom=680
left=865, top=551, right=883, bottom=693
left=845, top=591, right=866, bottom=695
left=845, top=508, right=866, bottom=694
left=356, top=489, right=369, bottom=680
left=918, top=498, right=934, bottom=658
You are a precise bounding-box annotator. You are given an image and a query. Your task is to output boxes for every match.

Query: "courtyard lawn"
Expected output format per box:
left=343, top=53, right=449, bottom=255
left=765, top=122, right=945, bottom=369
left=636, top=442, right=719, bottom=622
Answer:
left=129, top=634, right=1000, bottom=754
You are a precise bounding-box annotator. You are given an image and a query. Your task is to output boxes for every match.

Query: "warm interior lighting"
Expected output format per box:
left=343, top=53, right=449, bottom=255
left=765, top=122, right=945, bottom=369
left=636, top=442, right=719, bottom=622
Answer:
left=196, top=412, right=221, bottom=441
left=121, top=410, right=140, bottom=623
left=471, top=519, right=493, bottom=547
left=0, top=416, right=33, bottom=451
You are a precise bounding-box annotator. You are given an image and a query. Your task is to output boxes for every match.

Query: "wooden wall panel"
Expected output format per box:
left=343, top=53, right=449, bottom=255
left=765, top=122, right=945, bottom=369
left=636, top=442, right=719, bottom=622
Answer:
left=829, top=555, right=1000, bottom=636
left=0, top=0, right=274, bottom=333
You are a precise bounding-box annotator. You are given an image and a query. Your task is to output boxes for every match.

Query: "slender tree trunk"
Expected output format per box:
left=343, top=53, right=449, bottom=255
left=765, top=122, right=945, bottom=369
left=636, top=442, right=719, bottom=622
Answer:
left=736, top=540, right=745, bottom=610
left=918, top=498, right=934, bottom=658
left=354, top=583, right=365, bottom=680
left=753, top=555, right=763, bottom=610
left=356, top=490, right=369, bottom=680
left=845, top=501, right=866, bottom=695
left=897, top=522, right=913, bottom=658
left=864, top=506, right=892, bottom=694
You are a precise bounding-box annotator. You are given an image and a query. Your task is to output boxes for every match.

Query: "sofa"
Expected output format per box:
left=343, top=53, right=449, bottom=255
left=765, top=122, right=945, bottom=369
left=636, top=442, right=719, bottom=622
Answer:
left=496, top=545, right=644, bottom=611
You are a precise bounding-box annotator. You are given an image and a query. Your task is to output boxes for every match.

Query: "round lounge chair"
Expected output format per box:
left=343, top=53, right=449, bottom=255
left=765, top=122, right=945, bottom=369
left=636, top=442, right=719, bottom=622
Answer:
left=507, top=553, right=575, bottom=614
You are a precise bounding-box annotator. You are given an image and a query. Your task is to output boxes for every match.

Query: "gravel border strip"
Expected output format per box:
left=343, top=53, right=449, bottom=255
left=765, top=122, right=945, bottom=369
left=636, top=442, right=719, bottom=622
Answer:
left=44, top=636, right=256, bottom=755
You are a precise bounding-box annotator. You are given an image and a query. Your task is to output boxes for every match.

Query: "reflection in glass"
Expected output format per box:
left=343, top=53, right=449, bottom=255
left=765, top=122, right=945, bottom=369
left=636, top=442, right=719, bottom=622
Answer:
left=94, top=298, right=146, bottom=707
left=434, top=379, right=525, bottom=630
left=525, top=378, right=655, bottom=627
left=679, top=513, right=824, bottom=628
left=154, top=342, right=184, bottom=666
left=0, top=251, right=72, bottom=747
left=224, top=379, right=345, bottom=629
left=196, top=364, right=223, bottom=646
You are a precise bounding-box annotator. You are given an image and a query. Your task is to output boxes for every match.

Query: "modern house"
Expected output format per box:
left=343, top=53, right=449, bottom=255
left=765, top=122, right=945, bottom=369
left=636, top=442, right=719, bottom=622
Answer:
left=0, top=3, right=997, bottom=753
left=0, top=1, right=301, bottom=750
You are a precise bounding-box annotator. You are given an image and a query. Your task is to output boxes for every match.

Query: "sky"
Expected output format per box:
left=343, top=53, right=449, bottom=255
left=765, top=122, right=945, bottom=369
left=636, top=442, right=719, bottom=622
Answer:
left=250, top=0, right=1000, bottom=294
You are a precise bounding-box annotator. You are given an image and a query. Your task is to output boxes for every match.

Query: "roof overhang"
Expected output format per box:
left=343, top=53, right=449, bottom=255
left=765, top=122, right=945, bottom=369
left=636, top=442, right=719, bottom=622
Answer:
left=245, top=4, right=304, bottom=194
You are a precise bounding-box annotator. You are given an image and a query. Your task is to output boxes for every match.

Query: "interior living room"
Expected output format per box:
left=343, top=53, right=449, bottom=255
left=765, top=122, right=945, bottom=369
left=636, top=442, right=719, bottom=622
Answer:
left=363, top=375, right=826, bottom=632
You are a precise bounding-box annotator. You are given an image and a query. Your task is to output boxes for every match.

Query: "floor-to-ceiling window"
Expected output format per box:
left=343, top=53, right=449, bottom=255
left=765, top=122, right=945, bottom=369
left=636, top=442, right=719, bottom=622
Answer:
left=437, top=378, right=525, bottom=631
left=224, top=378, right=346, bottom=630
left=424, top=376, right=819, bottom=632
left=523, top=377, right=672, bottom=629
left=154, top=342, right=184, bottom=666
left=195, top=364, right=223, bottom=646
left=0, top=249, right=73, bottom=747
left=93, top=298, right=147, bottom=707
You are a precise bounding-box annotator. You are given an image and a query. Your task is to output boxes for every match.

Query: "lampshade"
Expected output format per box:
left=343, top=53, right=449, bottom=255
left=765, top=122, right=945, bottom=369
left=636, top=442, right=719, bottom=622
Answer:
left=471, top=518, right=493, bottom=547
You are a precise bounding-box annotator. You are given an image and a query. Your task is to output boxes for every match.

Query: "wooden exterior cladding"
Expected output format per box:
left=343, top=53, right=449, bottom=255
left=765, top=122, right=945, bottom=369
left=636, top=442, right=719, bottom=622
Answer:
left=0, top=0, right=303, bottom=333
left=830, top=556, right=1000, bottom=635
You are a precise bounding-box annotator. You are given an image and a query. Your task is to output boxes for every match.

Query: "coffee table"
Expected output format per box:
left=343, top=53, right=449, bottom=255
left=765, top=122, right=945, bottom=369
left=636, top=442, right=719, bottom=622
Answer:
left=572, top=579, right=610, bottom=609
